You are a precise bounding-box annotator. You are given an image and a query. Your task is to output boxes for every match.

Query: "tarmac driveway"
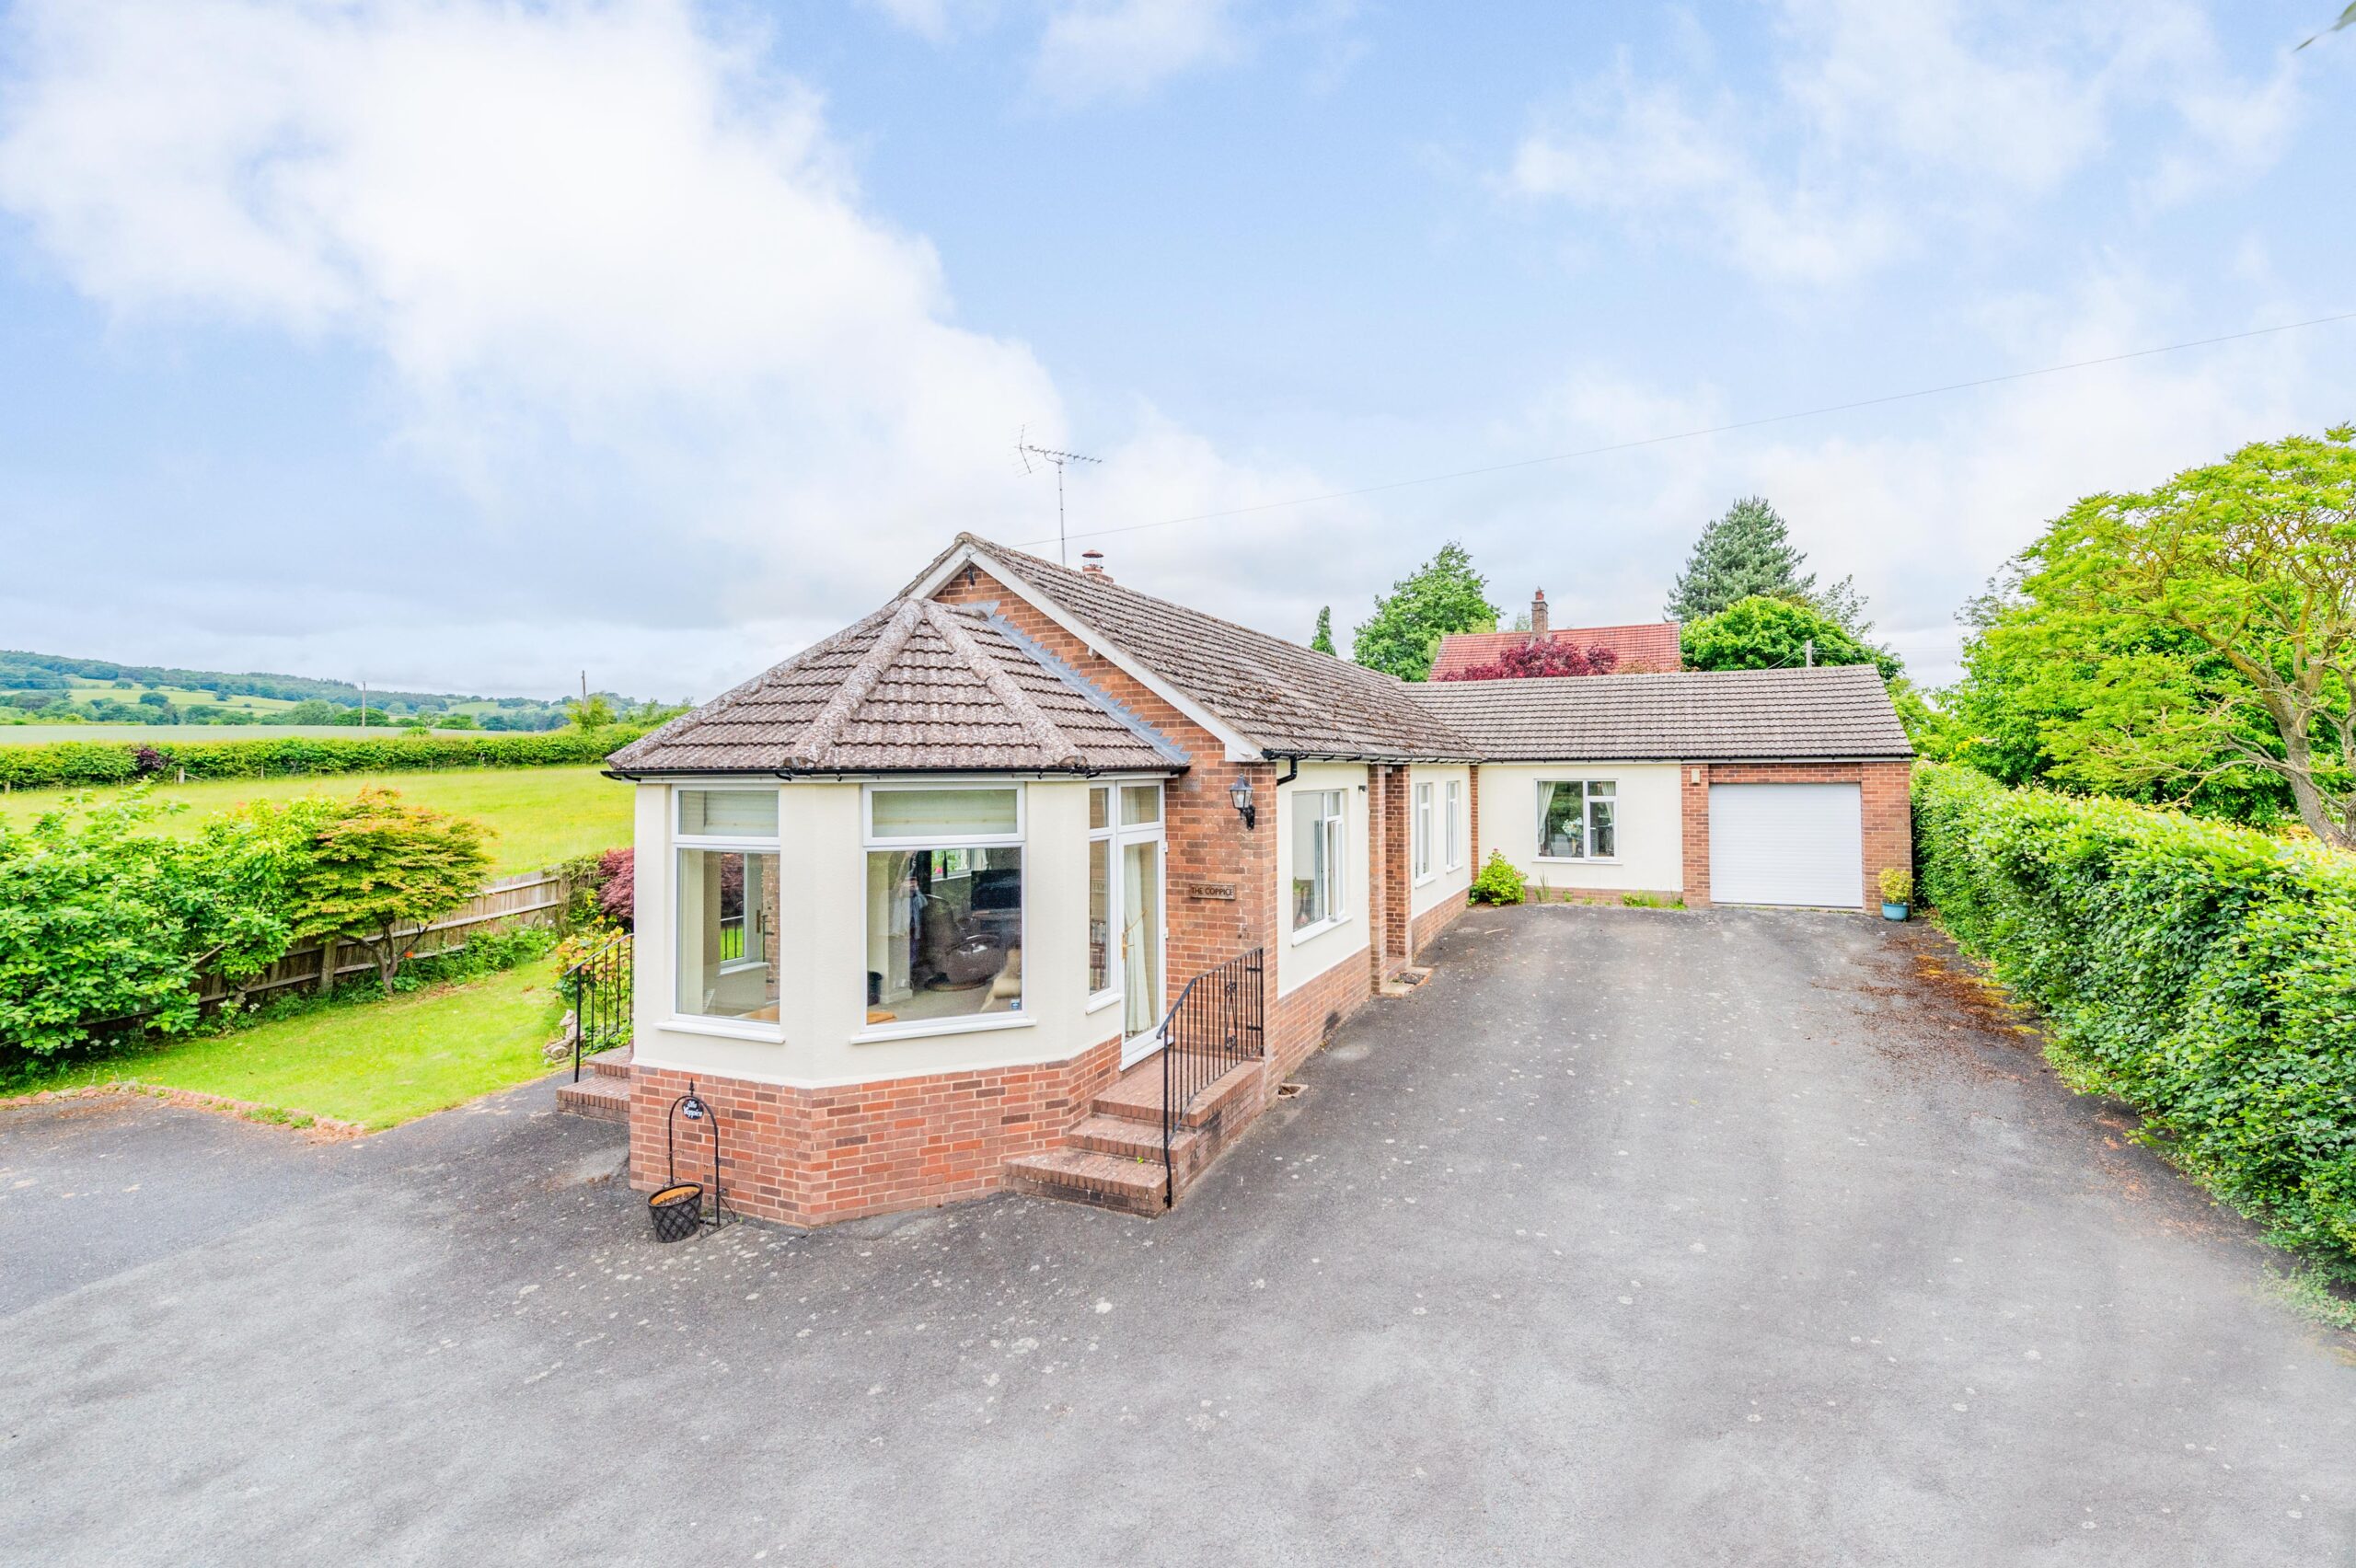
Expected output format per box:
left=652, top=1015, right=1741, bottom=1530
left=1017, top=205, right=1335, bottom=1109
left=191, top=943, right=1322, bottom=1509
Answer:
left=3, top=905, right=2352, bottom=1566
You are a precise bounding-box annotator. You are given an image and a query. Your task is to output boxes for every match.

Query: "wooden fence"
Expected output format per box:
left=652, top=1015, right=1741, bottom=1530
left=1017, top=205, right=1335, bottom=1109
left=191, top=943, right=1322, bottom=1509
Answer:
left=196, top=868, right=576, bottom=1005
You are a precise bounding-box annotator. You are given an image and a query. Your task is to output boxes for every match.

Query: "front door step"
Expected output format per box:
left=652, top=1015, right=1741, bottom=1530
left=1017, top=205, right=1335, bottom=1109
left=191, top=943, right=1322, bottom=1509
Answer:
left=1004, top=1055, right=1265, bottom=1216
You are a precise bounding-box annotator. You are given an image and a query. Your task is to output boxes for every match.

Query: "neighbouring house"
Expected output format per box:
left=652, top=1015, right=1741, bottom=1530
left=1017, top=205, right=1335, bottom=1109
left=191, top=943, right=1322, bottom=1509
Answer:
left=1428, top=589, right=1682, bottom=677
left=586, top=535, right=1910, bottom=1228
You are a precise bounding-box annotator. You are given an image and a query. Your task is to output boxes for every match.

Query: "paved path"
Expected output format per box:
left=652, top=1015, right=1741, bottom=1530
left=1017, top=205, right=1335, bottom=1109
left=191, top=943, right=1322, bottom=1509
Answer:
left=3, top=907, right=2351, bottom=1565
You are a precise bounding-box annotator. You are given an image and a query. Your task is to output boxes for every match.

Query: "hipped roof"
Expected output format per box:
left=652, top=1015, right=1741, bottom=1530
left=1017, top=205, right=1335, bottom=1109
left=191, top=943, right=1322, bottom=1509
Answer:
left=607, top=597, right=1182, bottom=776
left=1408, top=663, right=1913, bottom=761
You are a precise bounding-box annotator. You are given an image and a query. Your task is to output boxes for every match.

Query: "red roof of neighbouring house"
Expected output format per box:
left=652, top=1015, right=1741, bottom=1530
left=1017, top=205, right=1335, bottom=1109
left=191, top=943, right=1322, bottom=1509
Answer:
left=1430, top=621, right=1682, bottom=678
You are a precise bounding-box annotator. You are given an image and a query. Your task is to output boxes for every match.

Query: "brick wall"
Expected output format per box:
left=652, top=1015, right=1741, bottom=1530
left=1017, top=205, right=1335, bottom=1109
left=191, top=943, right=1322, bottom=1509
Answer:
left=1679, top=759, right=1912, bottom=909
left=630, top=1035, right=1122, bottom=1228
left=1370, top=765, right=1410, bottom=981
left=1409, top=886, right=1470, bottom=954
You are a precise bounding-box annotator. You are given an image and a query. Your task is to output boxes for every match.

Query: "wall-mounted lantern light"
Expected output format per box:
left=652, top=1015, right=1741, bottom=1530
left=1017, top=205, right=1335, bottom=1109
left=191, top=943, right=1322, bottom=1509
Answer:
left=1229, top=776, right=1256, bottom=830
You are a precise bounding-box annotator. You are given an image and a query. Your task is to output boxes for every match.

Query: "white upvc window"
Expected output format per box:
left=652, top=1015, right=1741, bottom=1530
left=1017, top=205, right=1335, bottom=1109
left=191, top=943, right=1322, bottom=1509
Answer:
left=1086, top=781, right=1167, bottom=1042
left=1444, top=778, right=1463, bottom=870
left=861, top=784, right=1026, bottom=1039
left=672, top=788, right=782, bottom=1030
left=1537, top=778, right=1618, bottom=861
left=1413, top=780, right=1435, bottom=883
left=1290, top=788, right=1348, bottom=938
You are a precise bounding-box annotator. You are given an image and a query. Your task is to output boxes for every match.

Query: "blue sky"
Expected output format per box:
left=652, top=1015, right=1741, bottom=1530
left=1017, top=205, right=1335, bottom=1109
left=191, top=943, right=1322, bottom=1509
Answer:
left=2, top=0, right=2350, bottom=700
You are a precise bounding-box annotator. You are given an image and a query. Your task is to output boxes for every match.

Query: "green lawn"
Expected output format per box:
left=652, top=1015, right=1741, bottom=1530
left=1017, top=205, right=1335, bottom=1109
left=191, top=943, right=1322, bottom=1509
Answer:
left=10, top=961, right=572, bottom=1130
left=0, top=765, right=632, bottom=873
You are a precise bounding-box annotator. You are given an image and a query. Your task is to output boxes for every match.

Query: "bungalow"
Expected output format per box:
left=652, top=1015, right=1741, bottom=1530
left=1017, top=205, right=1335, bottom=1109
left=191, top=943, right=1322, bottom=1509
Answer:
left=593, top=534, right=1911, bottom=1227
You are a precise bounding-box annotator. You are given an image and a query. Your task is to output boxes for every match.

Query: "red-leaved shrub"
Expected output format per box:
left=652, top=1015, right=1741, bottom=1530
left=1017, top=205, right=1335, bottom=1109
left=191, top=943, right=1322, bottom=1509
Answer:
left=1432, top=639, right=1619, bottom=681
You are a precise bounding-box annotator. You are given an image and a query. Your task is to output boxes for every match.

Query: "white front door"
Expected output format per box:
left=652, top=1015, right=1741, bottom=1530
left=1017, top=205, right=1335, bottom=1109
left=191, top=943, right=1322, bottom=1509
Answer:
left=1708, top=783, right=1864, bottom=908
left=1119, top=835, right=1166, bottom=1066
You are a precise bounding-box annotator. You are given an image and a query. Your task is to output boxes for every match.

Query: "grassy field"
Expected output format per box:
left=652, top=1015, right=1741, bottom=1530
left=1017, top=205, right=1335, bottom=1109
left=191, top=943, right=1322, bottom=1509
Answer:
left=0, top=765, right=632, bottom=873
left=0, top=723, right=491, bottom=744
left=6, top=961, right=570, bottom=1130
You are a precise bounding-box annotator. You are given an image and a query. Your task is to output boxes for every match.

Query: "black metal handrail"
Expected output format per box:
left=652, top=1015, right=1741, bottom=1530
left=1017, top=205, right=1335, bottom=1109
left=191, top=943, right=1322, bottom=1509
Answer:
left=564, top=933, right=634, bottom=1081
left=1158, top=948, right=1265, bottom=1206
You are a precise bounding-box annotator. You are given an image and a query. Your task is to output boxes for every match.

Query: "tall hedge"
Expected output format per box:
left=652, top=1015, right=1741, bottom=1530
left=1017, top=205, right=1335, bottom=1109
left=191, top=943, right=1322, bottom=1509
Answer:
left=0, top=726, right=652, bottom=792
left=1912, top=763, right=2356, bottom=1275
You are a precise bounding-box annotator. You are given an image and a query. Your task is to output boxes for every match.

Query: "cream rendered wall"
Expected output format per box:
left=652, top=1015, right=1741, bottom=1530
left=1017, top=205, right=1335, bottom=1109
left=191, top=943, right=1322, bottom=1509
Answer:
left=1474, top=762, right=1684, bottom=894
left=1276, top=762, right=1371, bottom=997
left=1410, top=764, right=1474, bottom=917
left=631, top=778, right=1115, bottom=1089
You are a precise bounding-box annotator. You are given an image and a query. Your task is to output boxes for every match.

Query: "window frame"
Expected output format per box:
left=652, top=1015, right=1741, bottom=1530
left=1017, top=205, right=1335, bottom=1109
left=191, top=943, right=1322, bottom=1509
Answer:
left=1087, top=779, right=1167, bottom=1039
left=1289, top=787, right=1350, bottom=942
left=1444, top=778, right=1463, bottom=871
left=856, top=782, right=1032, bottom=1043
left=1413, top=780, right=1435, bottom=884
left=668, top=786, right=785, bottom=1039
left=1534, top=778, right=1621, bottom=863
left=862, top=781, right=1024, bottom=847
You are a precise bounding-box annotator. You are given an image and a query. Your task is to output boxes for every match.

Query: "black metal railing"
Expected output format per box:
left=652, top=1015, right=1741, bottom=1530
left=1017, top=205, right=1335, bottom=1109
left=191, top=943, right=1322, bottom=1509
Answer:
left=1159, top=948, right=1265, bottom=1206
left=564, top=933, right=634, bottom=1081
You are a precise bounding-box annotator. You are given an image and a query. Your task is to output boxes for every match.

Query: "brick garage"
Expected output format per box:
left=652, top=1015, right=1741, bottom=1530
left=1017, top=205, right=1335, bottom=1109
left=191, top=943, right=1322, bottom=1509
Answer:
left=1679, top=760, right=1912, bottom=910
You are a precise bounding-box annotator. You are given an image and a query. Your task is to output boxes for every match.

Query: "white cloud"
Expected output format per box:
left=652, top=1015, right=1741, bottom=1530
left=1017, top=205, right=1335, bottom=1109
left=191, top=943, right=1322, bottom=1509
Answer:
left=1501, top=0, right=2307, bottom=285
left=0, top=0, right=1307, bottom=695
left=1031, top=0, right=1242, bottom=106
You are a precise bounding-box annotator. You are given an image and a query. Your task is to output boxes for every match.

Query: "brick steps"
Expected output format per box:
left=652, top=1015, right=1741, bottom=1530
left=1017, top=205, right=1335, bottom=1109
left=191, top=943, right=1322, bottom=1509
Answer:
left=554, top=1047, right=634, bottom=1124
left=1005, top=1053, right=1266, bottom=1216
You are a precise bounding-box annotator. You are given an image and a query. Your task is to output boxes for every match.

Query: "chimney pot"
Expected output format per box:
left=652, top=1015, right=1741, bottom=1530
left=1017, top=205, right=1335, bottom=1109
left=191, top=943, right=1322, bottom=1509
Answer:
left=1530, top=588, right=1549, bottom=636
left=1080, top=549, right=1109, bottom=581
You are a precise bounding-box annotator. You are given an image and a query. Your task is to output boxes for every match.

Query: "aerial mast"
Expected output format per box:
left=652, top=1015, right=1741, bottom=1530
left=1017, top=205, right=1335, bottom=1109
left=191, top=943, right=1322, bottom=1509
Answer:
left=1017, top=428, right=1103, bottom=565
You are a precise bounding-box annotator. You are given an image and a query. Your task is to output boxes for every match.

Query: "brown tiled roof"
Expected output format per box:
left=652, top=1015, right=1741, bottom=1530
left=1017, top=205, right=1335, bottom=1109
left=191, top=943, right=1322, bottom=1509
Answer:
left=1408, top=663, right=1912, bottom=761
left=924, top=536, right=1479, bottom=760
left=1430, top=621, right=1682, bottom=677
left=608, top=597, right=1182, bottom=775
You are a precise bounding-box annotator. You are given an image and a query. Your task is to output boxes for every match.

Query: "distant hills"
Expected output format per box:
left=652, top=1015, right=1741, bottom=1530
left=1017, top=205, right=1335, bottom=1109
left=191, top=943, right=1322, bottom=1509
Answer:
left=0, top=650, right=670, bottom=732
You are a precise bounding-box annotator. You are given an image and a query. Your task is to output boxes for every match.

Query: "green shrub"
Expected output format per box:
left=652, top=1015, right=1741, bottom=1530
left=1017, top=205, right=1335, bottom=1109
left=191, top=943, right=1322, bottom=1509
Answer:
left=0, top=725, right=652, bottom=793
left=1878, top=866, right=1913, bottom=905
left=1469, top=850, right=1528, bottom=906
left=1912, top=763, right=2356, bottom=1276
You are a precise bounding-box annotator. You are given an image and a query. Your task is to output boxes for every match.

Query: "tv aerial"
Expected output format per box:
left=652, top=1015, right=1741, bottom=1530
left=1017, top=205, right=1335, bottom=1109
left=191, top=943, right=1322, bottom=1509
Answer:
left=1017, top=426, right=1103, bottom=565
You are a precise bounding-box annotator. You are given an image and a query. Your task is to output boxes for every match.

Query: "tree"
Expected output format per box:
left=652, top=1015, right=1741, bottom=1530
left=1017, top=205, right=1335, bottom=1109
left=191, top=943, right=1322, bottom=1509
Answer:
left=1434, top=639, right=1619, bottom=682
left=1680, top=595, right=1898, bottom=678
left=1974, top=427, right=2356, bottom=848
left=567, top=692, right=617, bottom=730
left=1351, top=542, right=1500, bottom=681
left=1665, top=497, right=1816, bottom=620
left=266, top=789, right=495, bottom=992
left=1309, top=606, right=1335, bottom=656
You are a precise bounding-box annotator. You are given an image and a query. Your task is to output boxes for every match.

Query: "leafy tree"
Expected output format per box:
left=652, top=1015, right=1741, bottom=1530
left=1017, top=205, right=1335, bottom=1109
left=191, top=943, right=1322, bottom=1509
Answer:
left=1969, top=427, right=2356, bottom=848
left=0, top=791, right=299, bottom=1056
left=567, top=692, right=617, bottom=730
left=262, top=789, right=495, bottom=993
left=1309, top=606, right=1335, bottom=656
left=1351, top=542, right=1500, bottom=681
left=1945, top=568, right=2294, bottom=825
left=2301, top=2, right=2355, bottom=48
left=1680, top=595, right=1898, bottom=678
left=1433, top=639, right=1619, bottom=682
left=1665, top=497, right=1817, bottom=620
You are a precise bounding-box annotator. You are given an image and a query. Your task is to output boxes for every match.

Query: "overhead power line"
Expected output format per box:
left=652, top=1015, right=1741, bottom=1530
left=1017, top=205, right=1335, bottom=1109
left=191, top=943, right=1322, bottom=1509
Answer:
left=1016, top=310, right=2356, bottom=552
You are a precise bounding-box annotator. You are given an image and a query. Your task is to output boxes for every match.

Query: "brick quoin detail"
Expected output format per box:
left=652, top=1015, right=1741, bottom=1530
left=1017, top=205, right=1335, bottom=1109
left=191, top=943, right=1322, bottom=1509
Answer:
left=630, top=1037, right=1122, bottom=1228
left=1680, top=760, right=1912, bottom=909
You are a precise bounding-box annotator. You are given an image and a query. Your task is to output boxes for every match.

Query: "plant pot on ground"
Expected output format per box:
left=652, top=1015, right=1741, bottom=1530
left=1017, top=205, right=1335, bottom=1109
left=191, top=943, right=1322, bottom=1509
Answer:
left=1879, top=866, right=1914, bottom=922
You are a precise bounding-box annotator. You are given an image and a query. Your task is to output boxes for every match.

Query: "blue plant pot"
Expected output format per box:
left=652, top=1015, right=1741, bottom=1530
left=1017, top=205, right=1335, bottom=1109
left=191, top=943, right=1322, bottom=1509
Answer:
left=1882, top=902, right=1910, bottom=922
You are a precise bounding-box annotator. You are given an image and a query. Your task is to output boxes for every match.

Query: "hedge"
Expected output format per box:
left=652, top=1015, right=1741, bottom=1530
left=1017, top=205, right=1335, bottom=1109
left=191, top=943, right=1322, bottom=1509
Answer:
left=1912, top=763, right=2356, bottom=1275
left=0, top=726, right=653, bottom=792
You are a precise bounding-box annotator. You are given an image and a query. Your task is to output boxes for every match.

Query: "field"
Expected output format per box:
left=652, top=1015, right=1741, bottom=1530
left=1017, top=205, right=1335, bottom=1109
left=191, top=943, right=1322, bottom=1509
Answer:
left=61, top=677, right=300, bottom=714
left=0, top=765, right=632, bottom=873
left=0, top=723, right=481, bottom=744
left=6, top=961, right=568, bottom=1129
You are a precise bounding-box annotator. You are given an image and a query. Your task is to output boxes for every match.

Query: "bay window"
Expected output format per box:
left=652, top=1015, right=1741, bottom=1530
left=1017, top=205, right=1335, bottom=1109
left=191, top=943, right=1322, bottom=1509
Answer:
left=1291, top=789, right=1347, bottom=934
left=674, top=789, right=781, bottom=1023
left=1538, top=779, right=1616, bottom=859
left=865, top=785, right=1024, bottom=1030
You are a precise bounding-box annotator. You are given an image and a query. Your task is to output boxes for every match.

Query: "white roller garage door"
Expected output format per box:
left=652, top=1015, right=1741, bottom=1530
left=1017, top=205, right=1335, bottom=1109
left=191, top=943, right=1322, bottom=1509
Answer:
left=1709, top=783, right=1863, bottom=908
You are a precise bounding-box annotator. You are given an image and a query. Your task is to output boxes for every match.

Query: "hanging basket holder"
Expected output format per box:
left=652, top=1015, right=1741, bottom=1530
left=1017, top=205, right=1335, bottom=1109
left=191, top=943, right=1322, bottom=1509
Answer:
left=647, top=1081, right=736, bottom=1242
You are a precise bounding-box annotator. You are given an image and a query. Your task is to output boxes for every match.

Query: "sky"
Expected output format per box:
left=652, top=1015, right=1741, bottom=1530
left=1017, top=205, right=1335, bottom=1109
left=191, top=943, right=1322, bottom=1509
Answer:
left=0, top=0, right=2350, bottom=702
